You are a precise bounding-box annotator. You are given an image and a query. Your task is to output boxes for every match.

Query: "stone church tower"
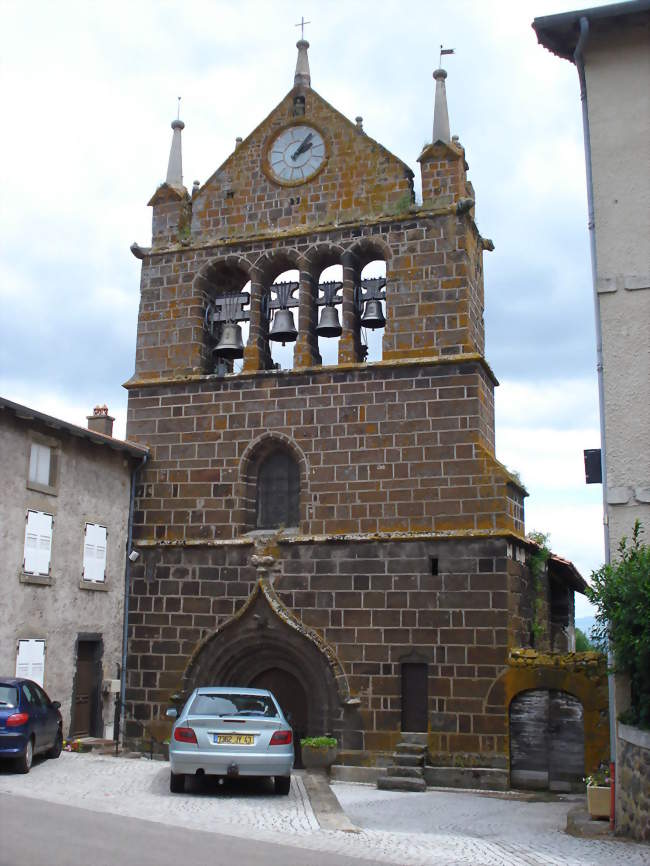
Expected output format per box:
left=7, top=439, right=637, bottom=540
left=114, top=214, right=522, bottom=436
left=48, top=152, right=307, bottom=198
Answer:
left=125, top=41, right=591, bottom=782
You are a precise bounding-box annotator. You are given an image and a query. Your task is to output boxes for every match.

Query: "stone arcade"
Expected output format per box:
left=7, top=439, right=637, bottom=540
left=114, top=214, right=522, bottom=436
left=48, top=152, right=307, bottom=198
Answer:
left=124, top=41, right=605, bottom=785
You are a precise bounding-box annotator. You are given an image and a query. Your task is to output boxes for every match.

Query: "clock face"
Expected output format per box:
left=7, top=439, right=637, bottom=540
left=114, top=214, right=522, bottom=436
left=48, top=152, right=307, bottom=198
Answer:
left=267, top=125, right=326, bottom=184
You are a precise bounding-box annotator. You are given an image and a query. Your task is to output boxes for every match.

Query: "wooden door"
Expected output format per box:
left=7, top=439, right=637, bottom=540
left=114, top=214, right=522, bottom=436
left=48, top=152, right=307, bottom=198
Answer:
left=250, top=668, right=308, bottom=767
left=510, top=689, right=584, bottom=791
left=71, top=640, right=102, bottom=737
left=401, top=662, right=428, bottom=732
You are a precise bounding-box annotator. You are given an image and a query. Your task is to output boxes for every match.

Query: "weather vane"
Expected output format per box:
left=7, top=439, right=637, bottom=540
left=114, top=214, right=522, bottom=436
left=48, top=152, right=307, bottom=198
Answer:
left=177, top=96, right=181, bottom=120
left=439, top=44, right=455, bottom=67
left=295, top=16, right=311, bottom=39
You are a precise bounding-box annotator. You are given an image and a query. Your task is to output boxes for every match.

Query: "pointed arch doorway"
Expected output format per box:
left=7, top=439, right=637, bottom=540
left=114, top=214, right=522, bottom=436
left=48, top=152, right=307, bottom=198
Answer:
left=250, top=668, right=308, bottom=767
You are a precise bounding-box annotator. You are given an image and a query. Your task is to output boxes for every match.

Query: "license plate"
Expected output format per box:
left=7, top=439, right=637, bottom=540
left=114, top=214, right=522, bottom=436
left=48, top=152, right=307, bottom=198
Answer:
left=215, top=734, right=254, bottom=745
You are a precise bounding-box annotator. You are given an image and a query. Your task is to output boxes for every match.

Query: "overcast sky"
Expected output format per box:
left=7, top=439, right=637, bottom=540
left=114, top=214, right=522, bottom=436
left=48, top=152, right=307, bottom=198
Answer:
left=1, top=0, right=611, bottom=616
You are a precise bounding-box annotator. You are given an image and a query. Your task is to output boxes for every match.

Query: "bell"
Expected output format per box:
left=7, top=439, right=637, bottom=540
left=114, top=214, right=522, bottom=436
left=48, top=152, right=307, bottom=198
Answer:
left=213, top=322, right=244, bottom=359
left=316, top=305, right=342, bottom=338
left=269, top=309, right=298, bottom=345
left=360, top=299, right=386, bottom=330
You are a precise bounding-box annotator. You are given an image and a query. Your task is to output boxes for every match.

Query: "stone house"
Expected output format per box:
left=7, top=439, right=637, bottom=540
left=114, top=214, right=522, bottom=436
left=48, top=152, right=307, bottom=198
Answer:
left=0, top=398, right=147, bottom=739
left=535, top=0, right=650, bottom=834
left=123, top=41, right=607, bottom=787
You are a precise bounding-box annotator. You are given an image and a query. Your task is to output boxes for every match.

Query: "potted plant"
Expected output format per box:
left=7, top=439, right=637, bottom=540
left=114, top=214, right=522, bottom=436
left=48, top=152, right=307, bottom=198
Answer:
left=300, top=736, right=338, bottom=770
left=585, top=763, right=611, bottom=820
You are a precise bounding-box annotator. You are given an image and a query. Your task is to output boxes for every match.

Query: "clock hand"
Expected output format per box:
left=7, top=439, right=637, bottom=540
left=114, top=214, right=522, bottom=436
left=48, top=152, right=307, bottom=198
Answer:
left=291, top=133, right=314, bottom=161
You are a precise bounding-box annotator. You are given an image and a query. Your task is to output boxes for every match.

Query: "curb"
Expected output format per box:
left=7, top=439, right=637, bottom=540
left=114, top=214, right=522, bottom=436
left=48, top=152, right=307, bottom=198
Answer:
left=299, top=770, right=360, bottom=833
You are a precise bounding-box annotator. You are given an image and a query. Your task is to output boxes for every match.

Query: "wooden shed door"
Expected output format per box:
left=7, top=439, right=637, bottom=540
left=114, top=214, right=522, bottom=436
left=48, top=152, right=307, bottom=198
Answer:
left=71, top=640, right=102, bottom=737
left=510, top=689, right=584, bottom=791
left=401, top=663, right=428, bottom=732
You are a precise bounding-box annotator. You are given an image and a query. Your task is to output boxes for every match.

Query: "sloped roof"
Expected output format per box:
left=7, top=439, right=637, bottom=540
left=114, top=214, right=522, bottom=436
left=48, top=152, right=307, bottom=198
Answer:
left=0, top=396, right=148, bottom=459
left=533, top=1, right=650, bottom=61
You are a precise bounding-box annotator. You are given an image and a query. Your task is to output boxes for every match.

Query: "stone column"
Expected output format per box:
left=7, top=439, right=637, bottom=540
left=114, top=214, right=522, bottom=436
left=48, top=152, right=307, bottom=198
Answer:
left=243, top=271, right=272, bottom=371
left=293, top=264, right=321, bottom=368
left=338, top=251, right=362, bottom=364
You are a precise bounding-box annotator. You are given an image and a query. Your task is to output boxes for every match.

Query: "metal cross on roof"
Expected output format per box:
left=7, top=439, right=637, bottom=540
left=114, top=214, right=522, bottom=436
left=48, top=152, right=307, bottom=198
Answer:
left=295, top=16, right=311, bottom=39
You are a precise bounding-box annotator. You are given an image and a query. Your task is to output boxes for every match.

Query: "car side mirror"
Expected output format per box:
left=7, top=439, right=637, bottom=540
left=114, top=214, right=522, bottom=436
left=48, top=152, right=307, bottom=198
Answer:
left=51, top=701, right=61, bottom=710
left=165, top=708, right=178, bottom=719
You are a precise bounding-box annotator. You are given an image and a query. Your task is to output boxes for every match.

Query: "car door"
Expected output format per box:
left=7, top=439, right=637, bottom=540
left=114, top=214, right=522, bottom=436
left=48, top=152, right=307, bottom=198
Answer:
left=22, top=683, right=45, bottom=753
left=34, top=684, right=58, bottom=748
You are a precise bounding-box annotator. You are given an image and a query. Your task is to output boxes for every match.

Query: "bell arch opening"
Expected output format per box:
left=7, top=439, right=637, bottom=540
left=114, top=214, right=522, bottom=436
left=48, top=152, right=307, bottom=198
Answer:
left=196, top=258, right=251, bottom=375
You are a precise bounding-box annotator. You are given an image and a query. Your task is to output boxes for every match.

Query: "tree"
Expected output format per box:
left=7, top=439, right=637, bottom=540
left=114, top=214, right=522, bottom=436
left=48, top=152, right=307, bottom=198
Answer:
left=575, top=627, right=594, bottom=652
left=586, top=522, right=650, bottom=729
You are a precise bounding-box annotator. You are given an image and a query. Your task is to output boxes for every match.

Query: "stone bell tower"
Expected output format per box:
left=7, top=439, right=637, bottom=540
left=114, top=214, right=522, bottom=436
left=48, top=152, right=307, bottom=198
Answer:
left=123, top=40, right=583, bottom=782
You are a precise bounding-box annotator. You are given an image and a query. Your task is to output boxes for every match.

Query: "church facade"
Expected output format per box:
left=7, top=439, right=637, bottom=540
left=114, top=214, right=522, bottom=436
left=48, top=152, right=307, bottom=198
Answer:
left=124, top=41, right=598, bottom=779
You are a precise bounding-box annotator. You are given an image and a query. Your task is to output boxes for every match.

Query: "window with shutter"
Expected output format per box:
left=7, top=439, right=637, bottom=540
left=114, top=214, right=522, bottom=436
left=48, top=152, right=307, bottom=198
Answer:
left=15, top=639, right=46, bottom=687
left=83, top=523, right=107, bottom=582
left=23, top=510, right=53, bottom=575
left=27, top=440, right=59, bottom=493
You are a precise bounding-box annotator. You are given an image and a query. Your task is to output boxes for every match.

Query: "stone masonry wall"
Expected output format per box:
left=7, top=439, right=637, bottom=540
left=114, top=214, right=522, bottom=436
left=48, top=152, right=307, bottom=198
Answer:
left=126, top=361, right=521, bottom=543
left=125, top=535, right=522, bottom=762
left=616, top=723, right=650, bottom=841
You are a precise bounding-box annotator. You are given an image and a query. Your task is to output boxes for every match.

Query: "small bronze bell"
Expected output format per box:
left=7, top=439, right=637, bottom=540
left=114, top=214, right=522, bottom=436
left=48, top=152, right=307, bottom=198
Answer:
left=360, top=299, right=386, bottom=330
left=269, top=309, right=298, bottom=346
left=213, top=322, right=244, bottom=359
left=316, top=305, right=342, bottom=338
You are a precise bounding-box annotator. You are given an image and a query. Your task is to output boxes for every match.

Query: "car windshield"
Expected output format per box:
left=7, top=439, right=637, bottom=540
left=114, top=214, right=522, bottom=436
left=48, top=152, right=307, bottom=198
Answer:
left=0, top=685, right=19, bottom=707
left=188, top=693, right=279, bottom=718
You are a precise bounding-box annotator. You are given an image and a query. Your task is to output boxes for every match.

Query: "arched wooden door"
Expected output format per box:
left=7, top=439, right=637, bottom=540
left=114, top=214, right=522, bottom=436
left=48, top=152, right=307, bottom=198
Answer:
left=250, top=668, right=308, bottom=768
left=510, top=689, right=584, bottom=791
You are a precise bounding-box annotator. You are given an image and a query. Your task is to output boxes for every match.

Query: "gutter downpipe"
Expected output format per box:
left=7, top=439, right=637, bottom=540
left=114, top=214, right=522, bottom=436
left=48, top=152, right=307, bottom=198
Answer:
left=120, top=450, right=148, bottom=746
left=574, top=15, right=616, bottom=830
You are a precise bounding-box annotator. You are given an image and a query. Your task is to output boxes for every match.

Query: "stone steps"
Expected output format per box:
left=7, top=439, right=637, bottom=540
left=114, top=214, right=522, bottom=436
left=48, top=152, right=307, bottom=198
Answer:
left=386, top=765, right=424, bottom=779
left=391, top=752, right=424, bottom=768
left=377, top=775, right=427, bottom=792
left=376, top=734, right=429, bottom=793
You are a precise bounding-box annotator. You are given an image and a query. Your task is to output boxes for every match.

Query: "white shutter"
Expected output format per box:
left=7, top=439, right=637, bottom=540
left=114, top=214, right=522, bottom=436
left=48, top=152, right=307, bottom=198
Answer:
left=23, top=511, right=53, bottom=575
left=83, top=523, right=107, bottom=582
left=29, top=443, right=51, bottom=486
left=15, top=639, right=46, bottom=687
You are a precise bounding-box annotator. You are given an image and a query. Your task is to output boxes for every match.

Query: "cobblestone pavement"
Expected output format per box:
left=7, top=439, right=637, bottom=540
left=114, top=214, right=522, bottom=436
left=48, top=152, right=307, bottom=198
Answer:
left=1, top=754, right=649, bottom=866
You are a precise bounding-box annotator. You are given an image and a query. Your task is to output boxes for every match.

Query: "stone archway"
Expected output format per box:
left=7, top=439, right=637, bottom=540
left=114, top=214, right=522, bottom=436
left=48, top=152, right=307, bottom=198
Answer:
left=183, top=580, right=348, bottom=750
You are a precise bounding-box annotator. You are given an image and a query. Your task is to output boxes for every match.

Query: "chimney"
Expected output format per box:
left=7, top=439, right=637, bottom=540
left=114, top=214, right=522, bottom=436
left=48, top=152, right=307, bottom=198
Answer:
left=87, top=404, right=114, bottom=437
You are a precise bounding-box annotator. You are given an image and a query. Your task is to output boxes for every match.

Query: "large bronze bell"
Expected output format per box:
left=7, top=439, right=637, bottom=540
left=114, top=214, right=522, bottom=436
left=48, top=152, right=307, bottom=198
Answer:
left=360, top=299, right=386, bottom=330
left=316, top=305, right=342, bottom=338
left=213, top=322, right=244, bottom=359
left=269, top=309, right=298, bottom=346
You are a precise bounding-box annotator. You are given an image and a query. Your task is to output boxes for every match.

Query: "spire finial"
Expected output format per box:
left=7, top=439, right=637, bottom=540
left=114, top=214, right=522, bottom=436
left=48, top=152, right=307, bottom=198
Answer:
left=166, top=100, right=185, bottom=188
left=432, top=49, right=454, bottom=144
left=294, top=20, right=311, bottom=88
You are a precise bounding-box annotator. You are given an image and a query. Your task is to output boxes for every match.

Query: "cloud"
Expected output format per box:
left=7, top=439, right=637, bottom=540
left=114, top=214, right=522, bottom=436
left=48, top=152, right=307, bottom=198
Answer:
left=1, top=0, right=613, bottom=586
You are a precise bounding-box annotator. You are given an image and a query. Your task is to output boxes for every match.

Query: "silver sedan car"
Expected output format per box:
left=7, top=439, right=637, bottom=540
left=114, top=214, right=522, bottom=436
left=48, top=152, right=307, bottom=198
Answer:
left=166, top=687, right=293, bottom=795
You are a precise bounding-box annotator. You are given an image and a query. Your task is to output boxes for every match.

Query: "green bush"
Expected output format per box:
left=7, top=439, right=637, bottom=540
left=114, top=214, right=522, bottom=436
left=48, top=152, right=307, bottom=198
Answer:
left=586, top=521, right=650, bottom=729
left=300, top=736, right=338, bottom=749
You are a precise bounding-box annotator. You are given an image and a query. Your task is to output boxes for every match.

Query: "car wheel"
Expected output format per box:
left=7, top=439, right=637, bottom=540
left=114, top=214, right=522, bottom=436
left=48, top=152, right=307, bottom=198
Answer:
left=274, top=775, right=291, bottom=795
left=17, top=738, right=34, bottom=774
left=169, top=771, right=185, bottom=793
left=47, top=730, right=63, bottom=759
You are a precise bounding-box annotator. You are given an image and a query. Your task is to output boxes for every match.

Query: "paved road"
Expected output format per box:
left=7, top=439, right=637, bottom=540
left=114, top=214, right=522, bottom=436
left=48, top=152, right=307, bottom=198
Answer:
left=0, top=794, right=377, bottom=866
left=1, top=753, right=649, bottom=866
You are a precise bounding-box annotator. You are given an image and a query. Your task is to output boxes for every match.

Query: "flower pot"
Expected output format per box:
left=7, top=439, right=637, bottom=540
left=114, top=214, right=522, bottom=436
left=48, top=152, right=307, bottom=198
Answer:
left=301, top=745, right=338, bottom=770
left=587, top=785, right=610, bottom=820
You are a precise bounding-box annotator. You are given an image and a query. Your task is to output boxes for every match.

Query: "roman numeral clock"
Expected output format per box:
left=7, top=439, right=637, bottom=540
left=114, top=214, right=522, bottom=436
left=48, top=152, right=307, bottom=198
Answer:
left=265, top=124, right=326, bottom=184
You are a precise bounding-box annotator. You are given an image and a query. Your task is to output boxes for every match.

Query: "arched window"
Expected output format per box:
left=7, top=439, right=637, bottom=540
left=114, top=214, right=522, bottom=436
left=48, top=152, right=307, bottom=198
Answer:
left=256, top=449, right=300, bottom=529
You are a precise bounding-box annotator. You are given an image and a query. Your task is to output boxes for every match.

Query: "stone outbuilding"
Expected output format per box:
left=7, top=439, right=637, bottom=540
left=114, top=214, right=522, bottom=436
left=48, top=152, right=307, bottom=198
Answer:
left=123, top=41, right=606, bottom=786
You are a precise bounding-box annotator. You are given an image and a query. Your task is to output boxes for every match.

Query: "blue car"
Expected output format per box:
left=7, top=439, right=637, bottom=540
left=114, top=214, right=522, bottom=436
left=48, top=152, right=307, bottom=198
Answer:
left=0, top=678, right=63, bottom=772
